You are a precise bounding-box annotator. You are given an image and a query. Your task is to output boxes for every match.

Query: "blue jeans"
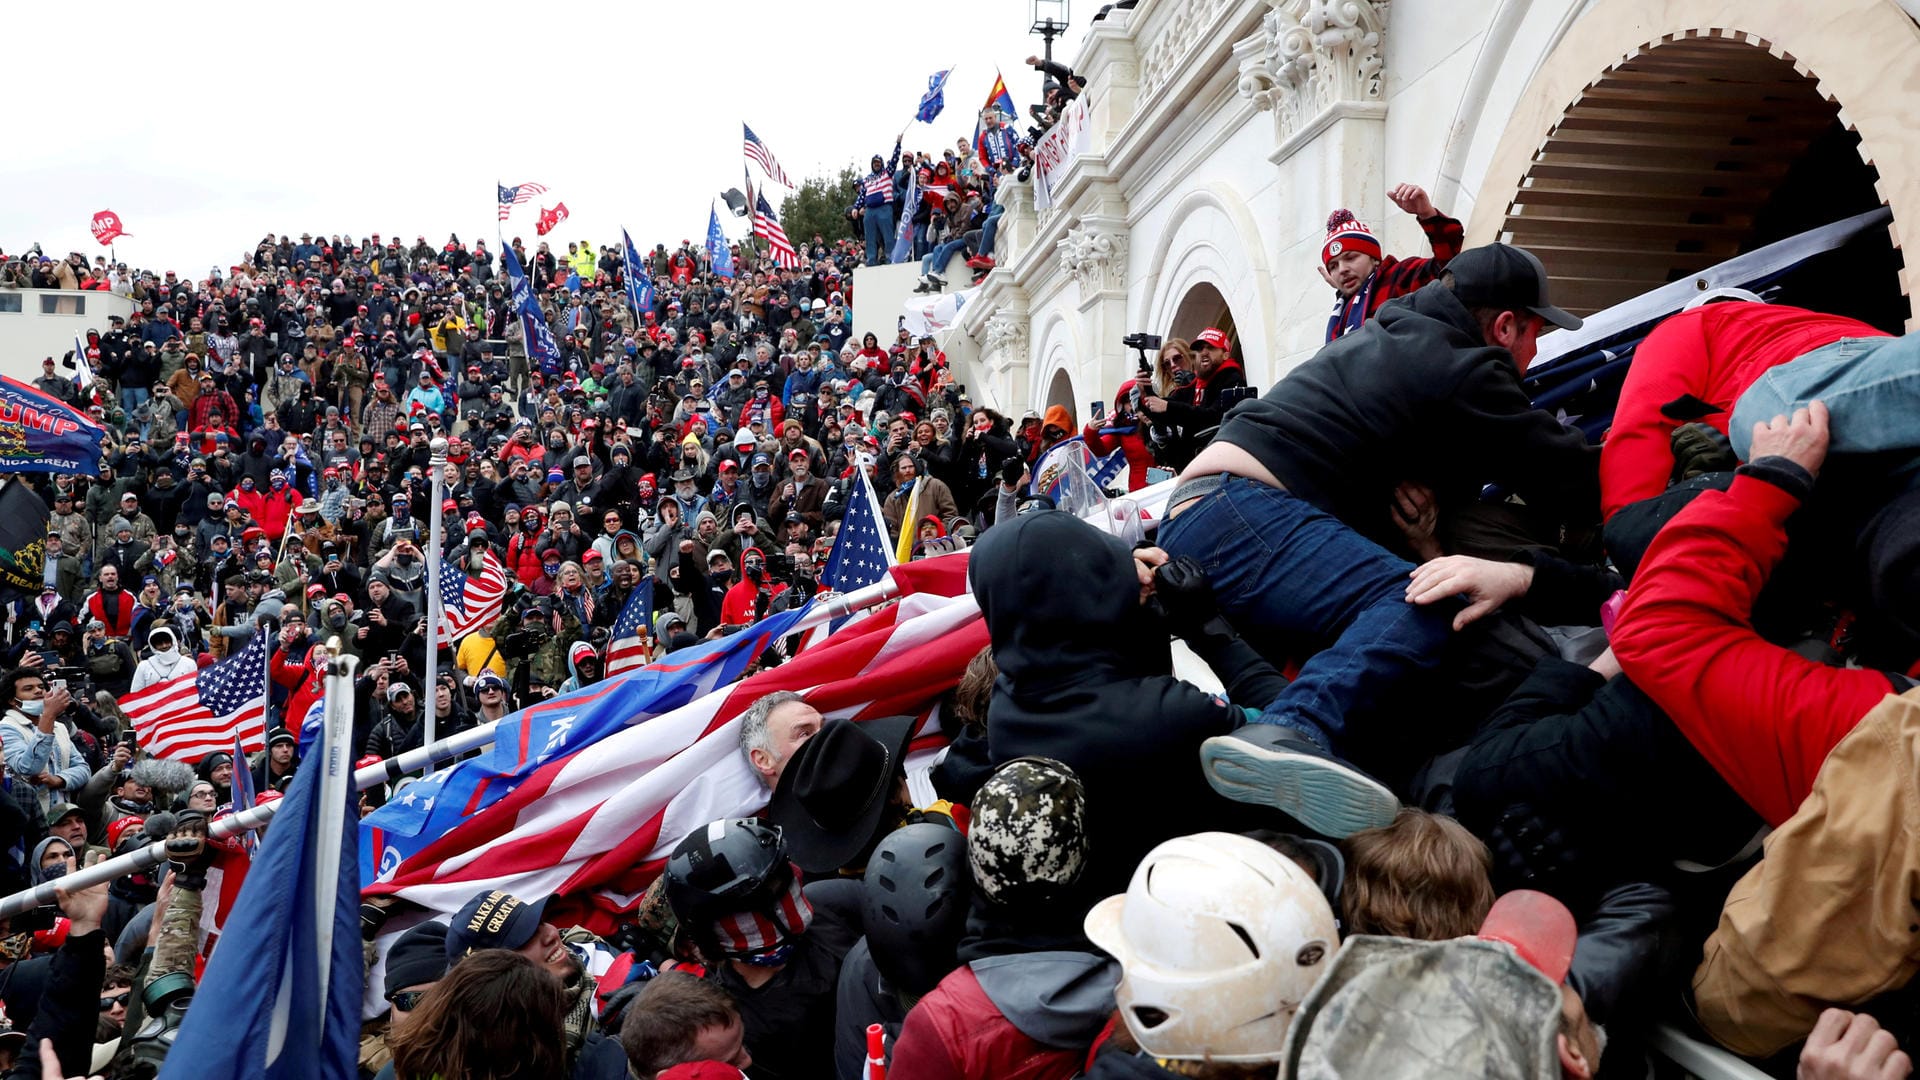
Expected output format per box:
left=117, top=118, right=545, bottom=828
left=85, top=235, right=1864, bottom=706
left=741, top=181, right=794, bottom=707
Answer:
left=978, top=203, right=1005, bottom=259
left=1731, top=332, right=1920, bottom=473
left=863, top=204, right=895, bottom=266
left=1157, top=477, right=1451, bottom=750
left=119, top=386, right=149, bottom=435
left=921, top=237, right=969, bottom=277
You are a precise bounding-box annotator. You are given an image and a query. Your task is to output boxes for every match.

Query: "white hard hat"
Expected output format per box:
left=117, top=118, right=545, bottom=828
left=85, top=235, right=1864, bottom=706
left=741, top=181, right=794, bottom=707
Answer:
left=1084, top=832, right=1339, bottom=1064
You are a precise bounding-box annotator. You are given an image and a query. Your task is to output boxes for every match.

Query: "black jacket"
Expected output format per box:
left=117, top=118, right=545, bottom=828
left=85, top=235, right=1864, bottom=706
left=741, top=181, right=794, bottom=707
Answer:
left=1214, top=284, right=1598, bottom=544
left=964, top=511, right=1288, bottom=902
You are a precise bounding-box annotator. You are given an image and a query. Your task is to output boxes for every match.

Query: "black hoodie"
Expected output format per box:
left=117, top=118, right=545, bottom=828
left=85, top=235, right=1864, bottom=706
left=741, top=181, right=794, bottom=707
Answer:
left=966, top=511, right=1287, bottom=902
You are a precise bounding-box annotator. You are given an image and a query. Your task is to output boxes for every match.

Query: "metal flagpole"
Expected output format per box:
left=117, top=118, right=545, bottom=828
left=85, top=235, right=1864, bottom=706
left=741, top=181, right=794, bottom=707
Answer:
left=310, top=648, right=358, bottom=1027
left=0, top=582, right=918, bottom=918
left=423, top=437, right=448, bottom=764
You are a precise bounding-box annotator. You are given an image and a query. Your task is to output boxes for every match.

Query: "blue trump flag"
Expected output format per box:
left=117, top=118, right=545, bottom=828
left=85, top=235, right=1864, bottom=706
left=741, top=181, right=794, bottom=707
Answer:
left=159, top=714, right=360, bottom=1079
left=0, top=377, right=104, bottom=474
left=501, top=246, right=561, bottom=369
left=622, top=228, right=654, bottom=318
left=706, top=206, right=734, bottom=279
left=890, top=167, right=920, bottom=264
left=361, top=603, right=811, bottom=886
left=917, top=69, right=952, bottom=123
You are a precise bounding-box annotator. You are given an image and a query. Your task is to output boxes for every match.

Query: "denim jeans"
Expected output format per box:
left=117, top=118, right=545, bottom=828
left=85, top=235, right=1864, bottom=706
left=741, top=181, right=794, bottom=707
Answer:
left=119, top=386, right=149, bottom=435
left=1157, top=477, right=1452, bottom=750
left=978, top=203, right=1005, bottom=259
left=863, top=204, right=895, bottom=266
left=1731, top=332, right=1920, bottom=471
left=921, top=238, right=969, bottom=276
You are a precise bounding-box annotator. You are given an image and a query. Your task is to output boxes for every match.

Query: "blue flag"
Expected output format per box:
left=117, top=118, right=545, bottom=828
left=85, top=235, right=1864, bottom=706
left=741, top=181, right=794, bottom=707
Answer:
left=890, top=167, right=920, bottom=264
left=622, top=228, right=654, bottom=318
left=501, top=247, right=560, bottom=369
left=916, top=69, right=951, bottom=123
left=0, top=377, right=105, bottom=474
left=159, top=720, right=360, bottom=1080
left=361, top=604, right=811, bottom=886
left=230, top=731, right=259, bottom=855
left=707, top=206, right=734, bottom=279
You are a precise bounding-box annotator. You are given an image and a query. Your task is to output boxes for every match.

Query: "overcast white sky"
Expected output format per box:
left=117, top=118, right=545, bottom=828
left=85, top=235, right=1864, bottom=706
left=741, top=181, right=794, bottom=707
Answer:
left=5, top=0, right=1089, bottom=275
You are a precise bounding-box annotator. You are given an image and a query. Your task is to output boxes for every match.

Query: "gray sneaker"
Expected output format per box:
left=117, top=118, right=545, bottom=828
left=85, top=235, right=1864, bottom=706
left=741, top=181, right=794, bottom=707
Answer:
left=1200, top=725, right=1400, bottom=838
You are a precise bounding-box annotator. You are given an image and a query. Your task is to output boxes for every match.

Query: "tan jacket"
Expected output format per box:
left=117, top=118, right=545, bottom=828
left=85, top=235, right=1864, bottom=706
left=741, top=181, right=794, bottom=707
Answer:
left=1694, top=687, right=1920, bottom=1056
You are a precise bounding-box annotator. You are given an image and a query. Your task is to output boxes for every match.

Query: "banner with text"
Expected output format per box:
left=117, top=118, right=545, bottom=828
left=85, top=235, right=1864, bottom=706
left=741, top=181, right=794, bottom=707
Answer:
left=1031, top=96, right=1092, bottom=211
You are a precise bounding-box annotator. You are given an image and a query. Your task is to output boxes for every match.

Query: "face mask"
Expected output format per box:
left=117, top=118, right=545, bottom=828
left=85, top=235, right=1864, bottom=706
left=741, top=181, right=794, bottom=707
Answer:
left=751, top=471, right=772, bottom=490
left=271, top=479, right=286, bottom=491
left=19, top=700, right=43, bottom=717
left=327, top=612, right=348, bottom=629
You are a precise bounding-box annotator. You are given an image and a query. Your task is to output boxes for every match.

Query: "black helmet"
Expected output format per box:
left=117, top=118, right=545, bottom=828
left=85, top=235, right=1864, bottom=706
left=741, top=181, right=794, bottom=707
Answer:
left=861, top=823, right=971, bottom=996
left=664, top=818, right=809, bottom=960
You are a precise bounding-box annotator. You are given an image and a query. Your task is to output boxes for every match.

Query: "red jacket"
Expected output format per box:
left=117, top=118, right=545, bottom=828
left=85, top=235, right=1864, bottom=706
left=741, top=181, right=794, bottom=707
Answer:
left=1599, top=305, right=1885, bottom=519
left=85, top=589, right=136, bottom=638
left=1611, top=471, right=1899, bottom=826
left=889, top=966, right=1087, bottom=1080
left=271, top=645, right=324, bottom=727
left=1083, top=381, right=1154, bottom=492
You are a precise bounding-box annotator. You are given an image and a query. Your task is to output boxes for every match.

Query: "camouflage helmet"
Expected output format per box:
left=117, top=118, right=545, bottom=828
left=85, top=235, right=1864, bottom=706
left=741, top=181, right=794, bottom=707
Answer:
left=968, top=756, right=1088, bottom=906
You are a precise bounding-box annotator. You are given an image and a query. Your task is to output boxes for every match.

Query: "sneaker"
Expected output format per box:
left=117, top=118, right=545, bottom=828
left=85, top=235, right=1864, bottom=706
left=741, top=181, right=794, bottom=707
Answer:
left=1199, top=725, right=1399, bottom=838
left=912, top=278, right=930, bottom=294
left=926, top=274, right=947, bottom=290
left=967, top=255, right=996, bottom=270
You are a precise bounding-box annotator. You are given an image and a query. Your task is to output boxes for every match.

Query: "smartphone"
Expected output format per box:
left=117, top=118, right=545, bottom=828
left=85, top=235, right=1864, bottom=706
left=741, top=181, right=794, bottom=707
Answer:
left=49, top=678, right=66, bottom=692
left=386, top=650, right=401, bottom=666
left=1091, top=401, right=1106, bottom=422
left=38, top=651, right=58, bottom=667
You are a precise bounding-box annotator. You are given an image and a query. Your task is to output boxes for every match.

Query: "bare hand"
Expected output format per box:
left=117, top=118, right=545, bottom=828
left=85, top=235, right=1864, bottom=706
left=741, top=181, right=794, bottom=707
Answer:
left=110, top=744, right=132, bottom=772
left=1389, top=481, right=1441, bottom=562
left=1799, top=1009, right=1913, bottom=1080
left=1132, top=546, right=1168, bottom=605
left=1389, top=183, right=1438, bottom=219
left=1587, top=646, right=1622, bottom=681
left=39, top=1037, right=103, bottom=1080
left=1748, top=400, right=1830, bottom=479
left=391, top=654, right=409, bottom=676
left=1315, top=263, right=1338, bottom=290
left=1406, top=555, right=1535, bottom=631
left=1141, top=395, right=1168, bottom=415
left=55, top=851, right=110, bottom=935
left=370, top=607, right=387, bottom=626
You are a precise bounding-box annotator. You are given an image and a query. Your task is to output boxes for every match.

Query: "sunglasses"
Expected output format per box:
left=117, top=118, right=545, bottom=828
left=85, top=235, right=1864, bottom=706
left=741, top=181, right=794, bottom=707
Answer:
left=387, top=990, right=427, bottom=1012
left=100, top=992, right=130, bottom=1010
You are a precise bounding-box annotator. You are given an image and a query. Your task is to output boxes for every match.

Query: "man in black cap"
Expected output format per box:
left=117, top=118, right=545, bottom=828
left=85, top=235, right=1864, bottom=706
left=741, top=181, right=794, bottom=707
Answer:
left=253, top=725, right=299, bottom=793
left=1156, top=243, right=1598, bottom=840
left=765, top=717, right=956, bottom=877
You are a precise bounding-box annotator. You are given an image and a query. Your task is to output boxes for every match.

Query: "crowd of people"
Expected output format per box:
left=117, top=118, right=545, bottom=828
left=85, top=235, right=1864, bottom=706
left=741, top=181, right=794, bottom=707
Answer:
left=0, top=71, right=1916, bottom=1079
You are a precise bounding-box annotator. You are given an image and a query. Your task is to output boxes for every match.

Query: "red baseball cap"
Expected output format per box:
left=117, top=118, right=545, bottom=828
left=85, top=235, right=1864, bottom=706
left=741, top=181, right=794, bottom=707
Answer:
left=1194, top=327, right=1231, bottom=351
left=1477, top=890, right=1577, bottom=983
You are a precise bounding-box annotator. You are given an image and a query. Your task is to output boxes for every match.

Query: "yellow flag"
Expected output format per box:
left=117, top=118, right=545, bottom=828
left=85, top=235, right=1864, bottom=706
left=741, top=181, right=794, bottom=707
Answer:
left=894, top=478, right=920, bottom=564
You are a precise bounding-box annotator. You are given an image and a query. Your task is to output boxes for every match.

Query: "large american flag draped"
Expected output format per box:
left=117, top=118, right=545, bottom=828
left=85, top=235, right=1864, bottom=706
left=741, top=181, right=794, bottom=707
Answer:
left=437, top=551, right=508, bottom=647
left=823, top=465, right=895, bottom=593
left=363, top=556, right=978, bottom=929
left=497, top=181, right=548, bottom=221
left=604, top=579, right=657, bottom=678
left=742, top=123, right=793, bottom=189
left=124, top=632, right=269, bottom=764
left=752, top=191, right=802, bottom=270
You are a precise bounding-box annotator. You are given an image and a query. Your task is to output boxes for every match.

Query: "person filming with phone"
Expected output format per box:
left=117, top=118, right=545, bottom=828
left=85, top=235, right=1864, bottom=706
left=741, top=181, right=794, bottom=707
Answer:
left=0, top=667, right=92, bottom=818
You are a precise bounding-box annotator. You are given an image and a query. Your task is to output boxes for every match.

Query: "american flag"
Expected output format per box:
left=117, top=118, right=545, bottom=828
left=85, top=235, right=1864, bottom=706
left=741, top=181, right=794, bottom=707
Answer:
left=498, top=181, right=548, bottom=221
left=752, top=191, right=802, bottom=270
left=823, top=464, right=895, bottom=593
left=438, top=551, right=508, bottom=647
left=362, top=557, right=980, bottom=930
left=124, top=632, right=269, bottom=764
left=742, top=123, right=793, bottom=189
left=604, top=579, right=656, bottom=677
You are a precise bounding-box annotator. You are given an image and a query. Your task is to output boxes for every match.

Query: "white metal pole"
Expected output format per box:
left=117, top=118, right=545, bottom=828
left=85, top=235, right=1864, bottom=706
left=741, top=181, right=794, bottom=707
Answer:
left=424, top=437, right=448, bottom=762
left=310, top=649, right=358, bottom=1029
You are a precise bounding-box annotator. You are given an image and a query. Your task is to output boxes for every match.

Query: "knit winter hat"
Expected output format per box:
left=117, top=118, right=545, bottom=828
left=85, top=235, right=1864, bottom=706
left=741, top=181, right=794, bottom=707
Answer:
left=1321, top=209, right=1382, bottom=268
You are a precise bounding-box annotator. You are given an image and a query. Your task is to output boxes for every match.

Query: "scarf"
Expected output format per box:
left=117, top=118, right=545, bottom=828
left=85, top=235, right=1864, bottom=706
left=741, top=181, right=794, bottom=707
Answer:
left=1325, top=269, right=1381, bottom=342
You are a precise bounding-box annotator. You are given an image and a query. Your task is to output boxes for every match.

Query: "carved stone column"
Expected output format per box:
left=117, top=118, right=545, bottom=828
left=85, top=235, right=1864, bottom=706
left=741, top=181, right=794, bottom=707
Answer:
left=1235, top=0, right=1392, bottom=162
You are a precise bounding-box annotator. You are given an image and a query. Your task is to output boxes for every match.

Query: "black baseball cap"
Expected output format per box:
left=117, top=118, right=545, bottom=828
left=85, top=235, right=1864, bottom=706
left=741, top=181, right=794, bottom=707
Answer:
left=1444, top=244, right=1582, bottom=331
left=445, top=889, right=548, bottom=960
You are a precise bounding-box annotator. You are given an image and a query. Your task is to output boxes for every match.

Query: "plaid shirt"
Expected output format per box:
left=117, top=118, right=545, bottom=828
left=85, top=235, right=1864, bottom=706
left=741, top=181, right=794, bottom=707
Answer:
left=1326, top=213, right=1465, bottom=342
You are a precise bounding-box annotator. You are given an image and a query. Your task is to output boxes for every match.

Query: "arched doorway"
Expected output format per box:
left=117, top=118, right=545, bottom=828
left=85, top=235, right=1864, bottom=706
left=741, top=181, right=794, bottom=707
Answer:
left=1498, top=33, right=1907, bottom=331
left=1045, top=368, right=1076, bottom=422
left=1167, top=282, right=1245, bottom=362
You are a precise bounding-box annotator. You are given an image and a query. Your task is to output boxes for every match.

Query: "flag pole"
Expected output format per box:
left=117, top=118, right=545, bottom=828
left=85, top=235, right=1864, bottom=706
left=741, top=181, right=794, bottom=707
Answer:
left=311, top=646, right=359, bottom=1032
left=0, top=584, right=916, bottom=920
left=424, top=437, right=448, bottom=767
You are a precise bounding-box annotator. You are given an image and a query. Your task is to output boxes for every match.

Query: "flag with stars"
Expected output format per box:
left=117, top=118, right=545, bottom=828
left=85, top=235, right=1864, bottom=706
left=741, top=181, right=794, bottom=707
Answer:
left=125, top=631, right=269, bottom=764
left=605, top=579, right=657, bottom=678
left=916, top=68, right=952, bottom=123
left=823, top=465, right=895, bottom=593
left=437, top=551, right=507, bottom=647
left=360, top=605, right=812, bottom=889
left=498, top=181, right=548, bottom=221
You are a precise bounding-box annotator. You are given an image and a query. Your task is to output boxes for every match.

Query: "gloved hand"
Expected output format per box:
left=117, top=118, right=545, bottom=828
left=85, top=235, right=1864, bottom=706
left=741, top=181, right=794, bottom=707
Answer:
left=1670, top=422, right=1737, bottom=482
left=164, top=811, right=214, bottom=890
left=998, top=458, right=1024, bottom=487
left=1151, top=556, right=1225, bottom=639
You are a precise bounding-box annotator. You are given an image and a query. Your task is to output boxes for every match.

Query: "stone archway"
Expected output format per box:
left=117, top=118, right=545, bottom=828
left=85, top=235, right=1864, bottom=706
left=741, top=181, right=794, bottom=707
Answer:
left=1459, top=1, right=1920, bottom=330
left=1496, top=33, right=1905, bottom=330
left=1044, top=368, right=1076, bottom=421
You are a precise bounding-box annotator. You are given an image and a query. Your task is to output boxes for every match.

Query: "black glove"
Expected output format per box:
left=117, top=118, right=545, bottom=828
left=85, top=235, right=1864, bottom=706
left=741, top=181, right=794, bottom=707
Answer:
left=998, top=458, right=1024, bottom=486
left=164, top=810, right=214, bottom=890
left=1151, top=556, right=1227, bottom=640
left=1669, top=422, right=1737, bottom=483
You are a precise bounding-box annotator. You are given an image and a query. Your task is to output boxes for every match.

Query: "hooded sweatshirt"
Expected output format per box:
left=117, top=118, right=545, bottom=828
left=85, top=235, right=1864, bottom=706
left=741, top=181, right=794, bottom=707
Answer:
left=130, top=626, right=196, bottom=692
left=965, top=511, right=1281, bottom=902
